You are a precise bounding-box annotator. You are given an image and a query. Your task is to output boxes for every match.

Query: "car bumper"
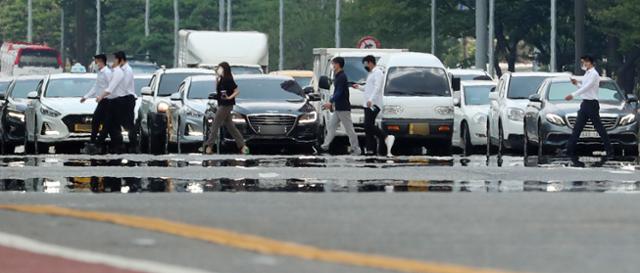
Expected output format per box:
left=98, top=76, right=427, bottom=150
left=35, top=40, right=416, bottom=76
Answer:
left=540, top=122, right=639, bottom=147
left=502, top=118, right=523, bottom=149
left=469, top=122, right=488, bottom=146
left=381, top=118, right=453, bottom=141
left=222, top=122, right=320, bottom=146
left=36, top=114, right=130, bottom=144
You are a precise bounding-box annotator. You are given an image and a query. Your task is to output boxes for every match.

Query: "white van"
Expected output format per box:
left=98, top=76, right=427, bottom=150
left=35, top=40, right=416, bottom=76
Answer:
left=377, top=52, right=459, bottom=155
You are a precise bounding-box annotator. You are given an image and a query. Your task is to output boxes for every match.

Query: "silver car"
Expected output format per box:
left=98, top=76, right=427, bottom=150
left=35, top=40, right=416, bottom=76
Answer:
left=167, top=75, right=214, bottom=153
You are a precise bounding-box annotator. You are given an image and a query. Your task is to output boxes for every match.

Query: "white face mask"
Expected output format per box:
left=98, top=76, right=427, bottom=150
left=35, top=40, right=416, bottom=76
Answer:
left=581, top=65, right=588, bottom=71
left=217, top=68, right=224, bottom=76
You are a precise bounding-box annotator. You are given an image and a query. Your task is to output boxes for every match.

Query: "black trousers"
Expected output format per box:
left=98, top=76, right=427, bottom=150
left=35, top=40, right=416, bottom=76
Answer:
left=364, top=105, right=387, bottom=154
left=566, top=100, right=612, bottom=156
left=91, top=100, right=108, bottom=143
left=118, top=95, right=137, bottom=146
left=102, top=98, right=123, bottom=148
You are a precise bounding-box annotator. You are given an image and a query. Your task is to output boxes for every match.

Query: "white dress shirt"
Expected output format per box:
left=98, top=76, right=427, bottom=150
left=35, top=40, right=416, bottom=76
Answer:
left=121, top=63, right=137, bottom=98
left=105, top=66, right=125, bottom=99
left=83, top=66, right=112, bottom=99
left=571, top=67, right=600, bottom=100
left=358, top=66, right=384, bottom=108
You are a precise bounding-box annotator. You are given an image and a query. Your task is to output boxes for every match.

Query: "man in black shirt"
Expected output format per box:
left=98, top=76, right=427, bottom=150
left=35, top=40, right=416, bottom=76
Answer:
left=320, top=57, right=361, bottom=155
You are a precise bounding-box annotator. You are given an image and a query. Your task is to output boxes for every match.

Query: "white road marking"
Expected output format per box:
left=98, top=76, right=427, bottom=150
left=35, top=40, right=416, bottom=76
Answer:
left=0, top=230, right=216, bottom=273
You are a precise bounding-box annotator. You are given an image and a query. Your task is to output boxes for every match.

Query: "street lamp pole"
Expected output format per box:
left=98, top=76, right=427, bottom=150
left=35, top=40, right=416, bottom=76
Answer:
left=488, top=0, right=495, bottom=77
left=279, top=0, right=284, bottom=70
left=145, top=0, right=150, bottom=59
left=219, top=0, right=225, bottom=31
left=96, top=0, right=101, bottom=55
left=173, top=0, right=179, bottom=67
left=226, top=0, right=232, bottom=31
left=335, top=0, right=340, bottom=48
left=550, top=0, right=557, bottom=72
left=475, top=0, right=487, bottom=70
left=60, top=4, right=64, bottom=67
left=431, top=0, right=436, bottom=55
left=27, top=0, right=33, bottom=43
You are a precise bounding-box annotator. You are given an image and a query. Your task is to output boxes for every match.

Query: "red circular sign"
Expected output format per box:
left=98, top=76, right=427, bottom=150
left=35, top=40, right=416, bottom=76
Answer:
left=357, top=36, right=381, bottom=49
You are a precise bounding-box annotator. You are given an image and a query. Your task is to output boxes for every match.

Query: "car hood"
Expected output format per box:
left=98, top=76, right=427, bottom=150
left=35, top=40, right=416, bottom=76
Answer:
left=546, top=100, right=632, bottom=115
left=233, top=99, right=313, bottom=115
left=41, top=98, right=97, bottom=114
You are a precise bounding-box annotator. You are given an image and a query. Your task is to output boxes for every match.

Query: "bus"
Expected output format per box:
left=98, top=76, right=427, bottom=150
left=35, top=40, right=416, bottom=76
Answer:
left=0, top=42, right=63, bottom=77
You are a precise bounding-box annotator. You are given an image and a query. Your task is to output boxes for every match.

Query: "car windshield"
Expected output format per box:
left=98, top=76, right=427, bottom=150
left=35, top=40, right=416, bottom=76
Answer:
left=18, top=49, right=59, bottom=68
left=236, top=78, right=305, bottom=101
left=188, top=80, right=215, bottom=99
left=342, top=57, right=370, bottom=84
left=134, top=78, right=150, bottom=96
left=507, top=76, right=548, bottom=99
left=0, top=81, right=11, bottom=94
left=384, top=67, right=450, bottom=97
left=45, top=78, right=94, bottom=97
left=547, top=81, right=624, bottom=102
left=464, top=85, right=493, bottom=105
left=293, top=77, right=312, bottom=87
left=232, top=66, right=263, bottom=75
left=130, top=64, right=159, bottom=75
left=158, top=73, right=208, bottom=96
left=10, top=79, right=41, bottom=99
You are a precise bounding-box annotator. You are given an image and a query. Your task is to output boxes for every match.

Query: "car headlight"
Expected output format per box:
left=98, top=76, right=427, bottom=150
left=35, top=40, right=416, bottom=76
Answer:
left=383, top=105, right=404, bottom=115
left=472, top=113, right=487, bottom=124
left=619, top=113, right=636, bottom=126
left=8, top=111, right=25, bottom=122
left=298, top=111, right=317, bottom=124
left=185, top=105, right=204, bottom=118
left=157, top=102, right=169, bottom=113
left=40, top=104, right=61, bottom=117
left=435, top=106, right=454, bottom=116
left=231, top=112, right=245, bottom=123
left=545, top=113, right=566, bottom=126
left=506, top=107, right=525, bottom=121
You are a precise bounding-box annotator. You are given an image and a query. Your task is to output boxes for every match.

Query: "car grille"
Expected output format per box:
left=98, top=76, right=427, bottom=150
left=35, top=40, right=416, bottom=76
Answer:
left=62, top=115, right=93, bottom=133
left=566, top=116, right=618, bottom=131
left=248, top=115, right=297, bottom=135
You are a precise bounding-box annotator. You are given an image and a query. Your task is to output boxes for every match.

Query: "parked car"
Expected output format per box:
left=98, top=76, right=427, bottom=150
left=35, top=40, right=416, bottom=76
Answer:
left=138, top=68, right=214, bottom=154
left=448, top=68, right=493, bottom=81
left=0, top=78, right=11, bottom=98
left=0, top=76, right=43, bottom=154
left=488, top=72, right=568, bottom=155
left=167, top=75, right=214, bottom=153
left=23, top=73, right=98, bottom=154
left=524, top=76, right=639, bottom=157
left=203, top=75, right=322, bottom=152
left=270, top=70, right=314, bottom=88
left=452, top=80, right=496, bottom=156
left=374, top=52, right=459, bottom=155
left=128, top=60, right=160, bottom=75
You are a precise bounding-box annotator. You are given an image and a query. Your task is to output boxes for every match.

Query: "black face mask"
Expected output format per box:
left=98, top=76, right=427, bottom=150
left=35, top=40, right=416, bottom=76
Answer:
left=364, top=66, right=371, bottom=72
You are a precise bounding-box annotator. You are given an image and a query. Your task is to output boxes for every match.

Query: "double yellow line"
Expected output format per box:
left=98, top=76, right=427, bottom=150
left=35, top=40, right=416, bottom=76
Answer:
left=0, top=204, right=520, bottom=273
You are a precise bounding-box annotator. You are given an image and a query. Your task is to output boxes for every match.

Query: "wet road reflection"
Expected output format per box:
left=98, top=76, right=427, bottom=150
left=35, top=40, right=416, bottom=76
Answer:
left=1, top=177, right=639, bottom=193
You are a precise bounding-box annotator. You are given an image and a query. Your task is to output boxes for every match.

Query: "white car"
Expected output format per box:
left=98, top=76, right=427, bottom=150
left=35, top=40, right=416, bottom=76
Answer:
left=448, top=68, right=493, bottom=81
left=167, top=75, right=213, bottom=153
left=487, top=72, right=569, bottom=154
left=24, top=73, right=102, bottom=154
left=377, top=52, right=458, bottom=155
left=452, top=80, right=496, bottom=155
left=138, top=68, right=214, bottom=154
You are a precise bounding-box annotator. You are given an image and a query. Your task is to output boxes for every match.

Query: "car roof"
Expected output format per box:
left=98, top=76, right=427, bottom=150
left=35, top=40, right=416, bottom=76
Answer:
left=160, top=68, right=215, bottom=74
left=234, top=74, right=294, bottom=81
left=48, top=73, right=97, bottom=79
left=134, top=74, right=153, bottom=79
left=506, top=72, right=570, bottom=77
left=269, top=70, right=313, bottom=77
left=189, top=75, right=217, bottom=82
left=380, top=52, right=445, bottom=68
left=448, top=69, right=487, bottom=75
left=461, top=80, right=496, bottom=87
left=11, top=75, right=45, bottom=81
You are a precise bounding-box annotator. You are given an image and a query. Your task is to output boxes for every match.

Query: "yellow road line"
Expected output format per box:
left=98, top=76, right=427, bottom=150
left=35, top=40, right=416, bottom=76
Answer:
left=0, top=204, right=520, bottom=273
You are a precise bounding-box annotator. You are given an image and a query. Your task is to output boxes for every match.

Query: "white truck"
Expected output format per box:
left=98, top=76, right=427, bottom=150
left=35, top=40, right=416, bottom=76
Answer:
left=177, top=30, right=268, bottom=74
left=312, top=48, right=408, bottom=151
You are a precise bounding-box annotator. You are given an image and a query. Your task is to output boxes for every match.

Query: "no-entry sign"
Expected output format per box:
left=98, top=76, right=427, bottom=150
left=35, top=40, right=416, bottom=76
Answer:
left=357, top=36, right=381, bottom=49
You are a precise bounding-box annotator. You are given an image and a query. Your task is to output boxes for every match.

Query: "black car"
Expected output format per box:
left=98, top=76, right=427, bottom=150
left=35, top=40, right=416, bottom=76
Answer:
left=0, top=76, right=43, bottom=154
left=524, top=76, right=639, bottom=157
left=204, top=75, right=322, bottom=151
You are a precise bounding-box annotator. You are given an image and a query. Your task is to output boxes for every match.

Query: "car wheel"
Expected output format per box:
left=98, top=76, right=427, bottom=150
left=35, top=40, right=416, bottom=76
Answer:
left=537, top=123, right=545, bottom=158
left=498, top=122, right=505, bottom=157
left=462, top=123, right=473, bottom=157
left=0, top=129, right=6, bottom=155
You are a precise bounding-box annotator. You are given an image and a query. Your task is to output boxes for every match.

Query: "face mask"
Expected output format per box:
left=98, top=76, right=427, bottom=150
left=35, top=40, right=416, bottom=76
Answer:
left=581, top=65, right=588, bottom=71
left=217, top=68, right=224, bottom=76
left=364, top=66, right=371, bottom=72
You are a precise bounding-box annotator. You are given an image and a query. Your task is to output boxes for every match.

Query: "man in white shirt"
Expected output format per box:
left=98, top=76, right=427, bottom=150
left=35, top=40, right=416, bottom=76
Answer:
left=353, top=55, right=395, bottom=157
left=97, top=54, right=127, bottom=153
left=564, top=55, right=612, bottom=166
left=113, top=51, right=138, bottom=152
left=80, top=54, right=112, bottom=149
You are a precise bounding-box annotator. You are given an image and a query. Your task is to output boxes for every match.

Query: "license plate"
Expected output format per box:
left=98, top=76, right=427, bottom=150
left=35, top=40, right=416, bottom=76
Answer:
left=580, top=131, right=599, bottom=138
left=409, top=123, right=429, bottom=136
left=74, top=123, right=92, bottom=133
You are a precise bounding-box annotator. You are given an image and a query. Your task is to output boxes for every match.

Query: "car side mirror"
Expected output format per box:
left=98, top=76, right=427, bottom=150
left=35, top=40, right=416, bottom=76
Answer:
left=141, top=86, right=153, bottom=96
left=307, top=93, right=321, bottom=102
left=489, top=92, right=498, bottom=101
left=208, top=92, right=219, bottom=100
left=528, top=94, right=542, bottom=102
left=451, top=77, right=461, bottom=92
left=318, top=76, right=331, bottom=90
left=627, top=94, right=638, bottom=103
left=27, top=91, right=39, bottom=100
left=303, top=86, right=314, bottom=94
left=453, top=97, right=461, bottom=107
left=170, top=92, right=181, bottom=101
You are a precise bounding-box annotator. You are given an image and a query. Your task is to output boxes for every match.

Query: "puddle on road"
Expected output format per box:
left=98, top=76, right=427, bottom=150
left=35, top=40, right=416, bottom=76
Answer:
left=1, top=177, right=638, bottom=194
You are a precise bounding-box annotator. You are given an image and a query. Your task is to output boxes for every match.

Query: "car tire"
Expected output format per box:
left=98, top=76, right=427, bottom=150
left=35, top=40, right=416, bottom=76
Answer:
left=135, top=119, right=146, bottom=154
left=461, top=122, right=473, bottom=157
left=202, top=116, right=210, bottom=154
left=147, top=115, right=168, bottom=155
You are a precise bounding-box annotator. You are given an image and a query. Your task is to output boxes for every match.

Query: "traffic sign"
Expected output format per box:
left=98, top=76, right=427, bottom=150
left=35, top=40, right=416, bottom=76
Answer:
left=357, top=36, right=381, bottom=49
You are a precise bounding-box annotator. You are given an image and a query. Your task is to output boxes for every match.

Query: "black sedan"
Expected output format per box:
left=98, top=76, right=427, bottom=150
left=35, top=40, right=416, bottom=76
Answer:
left=524, top=76, right=639, bottom=156
left=204, top=75, right=322, bottom=152
left=0, top=76, right=43, bottom=154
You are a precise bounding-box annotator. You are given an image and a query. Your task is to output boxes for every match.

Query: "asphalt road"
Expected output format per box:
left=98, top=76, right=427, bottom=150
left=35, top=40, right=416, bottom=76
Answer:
left=1, top=153, right=639, bottom=273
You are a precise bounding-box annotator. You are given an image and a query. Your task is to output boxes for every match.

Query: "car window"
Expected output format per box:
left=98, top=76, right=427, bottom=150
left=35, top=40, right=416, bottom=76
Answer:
left=547, top=81, right=624, bottom=102
left=236, top=79, right=305, bottom=101
left=293, top=77, right=312, bottom=87
left=158, top=73, right=209, bottom=96
left=18, top=49, right=59, bottom=68
left=9, top=79, right=41, bottom=99
left=44, top=78, right=94, bottom=98
left=508, top=76, right=548, bottom=99
left=0, top=81, right=10, bottom=94
left=384, top=67, right=450, bottom=97
left=463, top=85, right=493, bottom=105
left=187, top=80, right=215, bottom=99
left=134, top=78, right=150, bottom=96
left=341, top=56, right=378, bottom=84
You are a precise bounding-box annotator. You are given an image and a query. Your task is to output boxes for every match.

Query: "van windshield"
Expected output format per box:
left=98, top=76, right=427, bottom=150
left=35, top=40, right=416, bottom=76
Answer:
left=19, top=49, right=59, bottom=68
left=384, top=67, right=450, bottom=97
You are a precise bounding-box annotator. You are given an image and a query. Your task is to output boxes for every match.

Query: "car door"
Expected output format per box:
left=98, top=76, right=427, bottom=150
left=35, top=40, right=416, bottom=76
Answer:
left=525, top=82, right=544, bottom=141
left=140, top=74, right=158, bottom=133
left=489, top=76, right=506, bottom=140
left=169, top=82, right=187, bottom=139
left=452, top=90, right=464, bottom=146
left=25, top=79, right=44, bottom=141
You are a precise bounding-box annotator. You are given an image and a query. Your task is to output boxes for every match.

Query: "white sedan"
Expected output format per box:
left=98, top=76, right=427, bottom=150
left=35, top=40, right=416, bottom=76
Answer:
left=452, top=80, right=496, bottom=156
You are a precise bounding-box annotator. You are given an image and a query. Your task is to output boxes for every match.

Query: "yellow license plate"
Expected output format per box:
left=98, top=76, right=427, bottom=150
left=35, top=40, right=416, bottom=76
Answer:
left=409, top=123, right=429, bottom=136
left=74, top=123, right=92, bottom=132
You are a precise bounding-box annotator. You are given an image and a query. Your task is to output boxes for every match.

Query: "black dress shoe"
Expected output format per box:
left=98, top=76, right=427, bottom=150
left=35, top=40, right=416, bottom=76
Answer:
left=570, top=157, right=585, bottom=168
